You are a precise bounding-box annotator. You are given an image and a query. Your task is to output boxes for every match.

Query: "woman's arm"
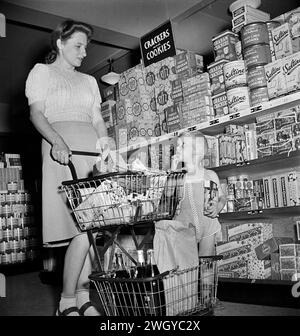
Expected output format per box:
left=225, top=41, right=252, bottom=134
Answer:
left=29, top=101, right=71, bottom=164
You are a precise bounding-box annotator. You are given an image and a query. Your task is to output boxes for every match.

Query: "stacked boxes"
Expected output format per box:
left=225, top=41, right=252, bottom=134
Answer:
left=279, top=244, right=300, bottom=281
left=217, top=223, right=273, bottom=279
left=174, top=50, right=204, bottom=80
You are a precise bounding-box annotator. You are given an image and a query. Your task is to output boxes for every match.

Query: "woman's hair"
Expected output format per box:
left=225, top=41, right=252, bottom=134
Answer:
left=45, top=19, right=93, bottom=64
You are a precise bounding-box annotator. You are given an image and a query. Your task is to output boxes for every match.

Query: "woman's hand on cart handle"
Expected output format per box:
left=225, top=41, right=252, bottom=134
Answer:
left=51, top=136, right=71, bottom=165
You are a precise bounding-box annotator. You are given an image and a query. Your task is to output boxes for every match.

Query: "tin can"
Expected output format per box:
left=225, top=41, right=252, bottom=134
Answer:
left=5, top=193, right=16, bottom=204
left=243, top=43, right=272, bottom=69
left=1, top=252, right=12, bottom=264
left=250, top=86, right=269, bottom=106
left=2, top=203, right=12, bottom=216
left=0, top=216, right=6, bottom=229
left=18, top=180, right=25, bottom=192
left=17, top=250, right=26, bottom=263
left=10, top=239, right=21, bottom=252
left=241, top=22, right=269, bottom=49
left=11, top=251, right=17, bottom=264
left=226, top=86, right=250, bottom=114
left=13, top=227, right=24, bottom=240
left=247, top=65, right=267, bottom=90
left=0, top=240, right=9, bottom=253
left=0, top=193, right=6, bottom=204
left=2, top=228, right=13, bottom=241
left=223, top=60, right=247, bottom=89
left=7, top=181, right=18, bottom=193
left=15, top=193, right=26, bottom=203
left=6, top=216, right=18, bottom=229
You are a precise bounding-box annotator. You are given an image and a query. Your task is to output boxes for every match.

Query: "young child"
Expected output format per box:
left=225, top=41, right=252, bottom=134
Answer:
left=171, top=131, right=226, bottom=256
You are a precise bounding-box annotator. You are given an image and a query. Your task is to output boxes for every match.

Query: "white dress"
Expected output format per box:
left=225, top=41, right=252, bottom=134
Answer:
left=25, top=63, right=103, bottom=245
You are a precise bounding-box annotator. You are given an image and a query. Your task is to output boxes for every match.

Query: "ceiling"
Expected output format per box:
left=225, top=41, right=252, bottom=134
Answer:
left=2, top=0, right=299, bottom=75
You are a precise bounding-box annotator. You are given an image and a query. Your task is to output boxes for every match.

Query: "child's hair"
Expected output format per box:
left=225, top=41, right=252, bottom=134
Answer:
left=178, top=131, right=208, bottom=155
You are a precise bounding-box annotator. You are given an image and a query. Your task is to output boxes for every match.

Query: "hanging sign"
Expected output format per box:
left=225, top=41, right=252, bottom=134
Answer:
left=140, top=20, right=176, bottom=67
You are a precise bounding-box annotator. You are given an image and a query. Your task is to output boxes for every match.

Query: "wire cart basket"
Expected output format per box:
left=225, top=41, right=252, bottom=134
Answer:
left=89, top=255, right=222, bottom=316
left=61, top=151, right=222, bottom=316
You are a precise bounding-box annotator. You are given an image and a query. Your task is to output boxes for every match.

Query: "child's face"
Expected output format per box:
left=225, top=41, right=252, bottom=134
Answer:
left=176, top=135, right=205, bottom=166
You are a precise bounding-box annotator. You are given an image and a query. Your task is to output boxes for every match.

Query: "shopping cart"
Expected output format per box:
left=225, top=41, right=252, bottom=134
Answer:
left=61, top=151, right=222, bottom=316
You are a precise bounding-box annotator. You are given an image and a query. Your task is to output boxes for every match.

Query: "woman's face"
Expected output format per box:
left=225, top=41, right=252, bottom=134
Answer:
left=175, top=135, right=205, bottom=166
left=58, top=31, right=88, bottom=68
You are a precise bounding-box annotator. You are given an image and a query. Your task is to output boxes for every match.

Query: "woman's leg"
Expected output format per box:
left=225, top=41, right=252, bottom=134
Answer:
left=57, top=233, right=90, bottom=315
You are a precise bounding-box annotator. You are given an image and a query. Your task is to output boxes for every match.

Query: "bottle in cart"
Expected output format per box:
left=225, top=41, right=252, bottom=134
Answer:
left=145, top=249, right=166, bottom=316
left=113, top=251, right=135, bottom=316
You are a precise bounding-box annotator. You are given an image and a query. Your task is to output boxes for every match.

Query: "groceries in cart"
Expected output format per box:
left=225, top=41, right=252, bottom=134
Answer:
left=68, top=170, right=169, bottom=230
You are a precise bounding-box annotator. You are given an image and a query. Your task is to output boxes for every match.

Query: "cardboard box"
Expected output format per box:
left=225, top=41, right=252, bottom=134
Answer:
left=174, top=50, right=204, bottom=80
left=279, top=244, right=300, bottom=257
left=164, top=104, right=183, bottom=133
left=282, top=51, right=300, bottom=93
left=271, top=253, right=281, bottom=280
left=207, top=60, right=228, bottom=95
left=264, top=59, right=287, bottom=99
left=287, top=171, right=300, bottom=206
left=280, top=256, right=297, bottom=270
left=212, top=30, right=238, bottom=62
left=255, top=237, right=294, bottom=260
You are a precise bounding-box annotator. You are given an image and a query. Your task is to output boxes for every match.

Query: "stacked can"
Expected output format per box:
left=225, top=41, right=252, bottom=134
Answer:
left=0, top=181, right=38, bottom=265
left=241, top=22, right=272, bottom=107
left=223, top=60, right=250, bottom=114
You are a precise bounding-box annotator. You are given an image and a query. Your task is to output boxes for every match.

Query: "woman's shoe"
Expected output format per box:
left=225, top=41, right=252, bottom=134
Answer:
left=78, top=301, right=101, bottom=316
left=56, top=306, right=81, bottom=316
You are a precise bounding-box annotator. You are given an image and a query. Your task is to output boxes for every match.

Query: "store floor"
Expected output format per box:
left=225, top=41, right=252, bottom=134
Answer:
left=0, top=272, right=299, bottom=316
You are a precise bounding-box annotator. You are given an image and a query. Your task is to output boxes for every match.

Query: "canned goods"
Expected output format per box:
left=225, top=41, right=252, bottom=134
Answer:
left=243, top=43, right=272, bottom=69
left=21, top=238, right=29, bottom=249
left=2, top=228, right=13, bottom=241
left=10, top=239, right=21, bottom=251
left=223, top=60, right=247, bottom=89
left=7, top=181, right=18, bottom=193
left=0, top=193, right=6, bottom=204
left=2, top=203, right=12, bottom=216
left=0, top=216, right=6, bottom=229
left=5, top=193, right=16, bottom=204
left=18, top=180, right=25, bottom=192
left=0, top=241, right=9, bottom=253
left=11, top=251, right=17, bottom=264
left=1, top=252, right=12, bottom=264
left=15, top=193, right=26, bottom=203
left=6, top=216, right=18, bottom=229
left=226, top=86, right=250, bottom=114
left=250, top=86, right=269, bottom=106
left=247, top=65, right=267, bottom=90
left=212, top=92, right=229, bottom=117
left=241, top=22, right=269, bottom=49
left=0, top=181, right=8, bottom=193
left=17, top=250, right=26, bottom=263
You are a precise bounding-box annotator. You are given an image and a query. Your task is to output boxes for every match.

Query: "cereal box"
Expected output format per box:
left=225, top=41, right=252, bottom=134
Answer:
left=264, top=59, right=287, bottom=99
left=282, top=51, right=300, bottom=93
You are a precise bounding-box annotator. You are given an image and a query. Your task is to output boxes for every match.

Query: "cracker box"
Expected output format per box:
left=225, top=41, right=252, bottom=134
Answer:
left=212, top=30, right=238, bottom=62
left=279, top=173, right=290, bottom=207
left=227, top=223, right=273, bottom=244
left=256, top=131, right=276, bottom=149
left=164, top=104, right=183, bottom=133
left=271, top=253, right=281, bottom=280
left=207, top=60, right=228, bottom=95
left=264, top=59, right=287, bottom=99
left=182, top=73, right=211, bottom=97
left=255, top=237, right=294, bottom=260
left=170, top=79, right=184, bottom=103
left=275, top=110, right=296, bottom=130
left=256, top=118, right=275, bottom=135
left=272, top=23, right=298, bottom=59
left=212, top=92, right=229, bottom=117
left=280, top=256, right=297, bottom=270
left=280, top=269, right=299, bottom=281
left=287, top=171, right=300, bottom=206
left=245, top=128, right=258, bottom=160
left=282, top=51, right=300, bottom=94
left=174, top=50, right=204, bottom=80
left=279, top=244, right=300, bottom=257
left=271, top=175, right=283, bottom=208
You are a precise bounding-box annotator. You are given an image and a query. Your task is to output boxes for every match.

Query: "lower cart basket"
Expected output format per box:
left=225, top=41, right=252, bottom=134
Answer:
left=89, top=256, right=221, bottom=316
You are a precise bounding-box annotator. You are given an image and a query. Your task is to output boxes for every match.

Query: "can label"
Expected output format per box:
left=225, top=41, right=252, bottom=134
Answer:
left=5, top=193, right=16, bottom=204
left=244, top=44, right=272, bottom=69
left=241, top=22, right=269, bottom=49
left=7, top=182, right=18, bottom=193
left=2, top=204, right=12, bottom=216
left=247, top=66, right=267, bottom=89
left=0, top=194, right=6, bottom=204
left=224, top=60, right=247, bottom=89
left=227, top=87, right=250, bottom=114
left=250, top=87, right=269, bottom=106
left=1, top=252, right=12, bottom=264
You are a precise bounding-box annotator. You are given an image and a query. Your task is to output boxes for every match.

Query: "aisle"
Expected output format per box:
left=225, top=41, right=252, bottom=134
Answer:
left=0, top=272, right=299, bottom=316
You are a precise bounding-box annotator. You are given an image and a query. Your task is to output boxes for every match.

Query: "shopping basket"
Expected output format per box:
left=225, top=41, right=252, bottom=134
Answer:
left=60, top=150, right=186, bottom=272
left=89, top=255, right=223, bottom=316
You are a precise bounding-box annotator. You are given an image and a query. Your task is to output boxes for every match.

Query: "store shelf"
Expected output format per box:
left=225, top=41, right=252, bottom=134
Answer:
left=117, top=91, right=300, bottom=154
left=219, top=206, right=300, bottom=220
left=212, top=150, right=300, bottom=179
left=0, top=260, right=42, bottom=276
left=219, top=277, right=294, bottom=286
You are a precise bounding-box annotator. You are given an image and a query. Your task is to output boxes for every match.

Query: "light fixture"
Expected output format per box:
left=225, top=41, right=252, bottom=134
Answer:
left=101, top=59, right=120, bottom=85
left=0, top=13, right=6, bottom=37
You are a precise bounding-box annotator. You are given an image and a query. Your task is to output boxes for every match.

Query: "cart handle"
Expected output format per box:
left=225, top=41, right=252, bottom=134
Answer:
left=68, top=150, right=101, bottom=180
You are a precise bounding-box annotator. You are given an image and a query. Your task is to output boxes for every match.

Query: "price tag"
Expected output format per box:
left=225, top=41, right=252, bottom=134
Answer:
left=187, top=126, right=197, bottom=132
left=229, top=112, right=240, bottom=120
left=209, top=118, right=220, bottom=126
left=250, top=105, right=263, bottom=113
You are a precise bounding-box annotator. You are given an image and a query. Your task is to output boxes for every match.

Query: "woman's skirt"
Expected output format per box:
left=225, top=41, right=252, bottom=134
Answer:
left=41, top=121, right=99, bottom=245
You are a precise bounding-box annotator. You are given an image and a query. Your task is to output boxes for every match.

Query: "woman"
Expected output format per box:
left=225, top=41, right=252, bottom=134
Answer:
left=25, top=19, right=108, bottom=316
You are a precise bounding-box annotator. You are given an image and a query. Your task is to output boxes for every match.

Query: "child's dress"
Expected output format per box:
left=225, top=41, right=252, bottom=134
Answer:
left=174, top=169, right=221, bottom=242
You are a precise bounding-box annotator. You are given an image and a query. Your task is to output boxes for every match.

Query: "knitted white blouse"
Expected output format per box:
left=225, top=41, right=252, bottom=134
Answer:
left=25, top=63, right=102, bottom=126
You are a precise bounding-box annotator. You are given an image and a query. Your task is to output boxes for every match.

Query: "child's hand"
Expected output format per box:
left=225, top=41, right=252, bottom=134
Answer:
left=204, top=202, right=219, bottom=218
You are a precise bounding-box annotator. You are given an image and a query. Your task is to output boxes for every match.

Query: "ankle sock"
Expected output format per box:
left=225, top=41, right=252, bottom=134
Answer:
left=76, top=289, right=100, bottom=316
left=58, top=294, right=80, bottom=316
